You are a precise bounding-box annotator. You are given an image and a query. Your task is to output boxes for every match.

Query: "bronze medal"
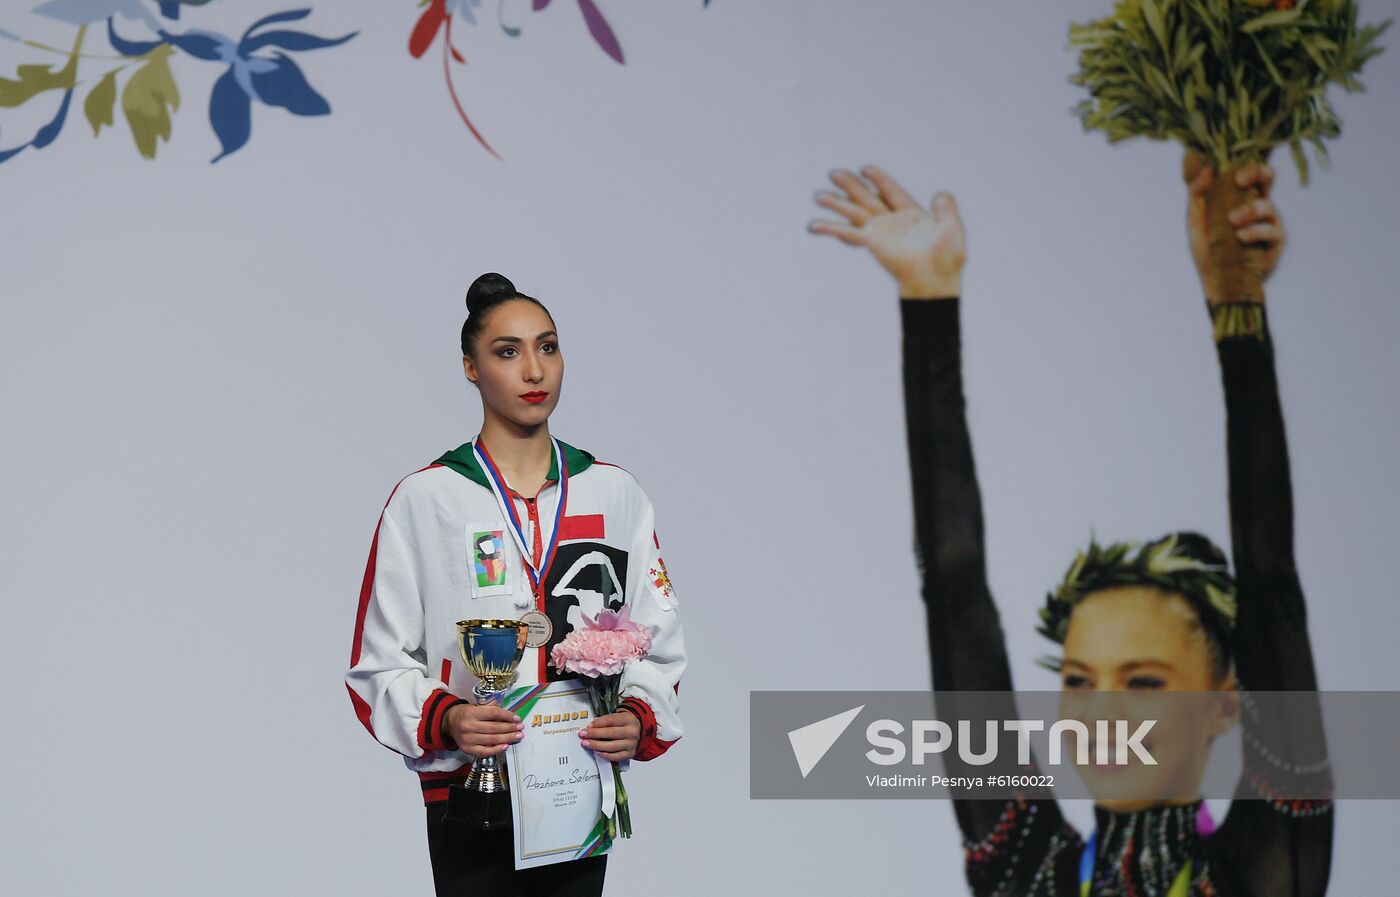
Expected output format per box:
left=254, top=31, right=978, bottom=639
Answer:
left=519, top=609, right=553, bottom=649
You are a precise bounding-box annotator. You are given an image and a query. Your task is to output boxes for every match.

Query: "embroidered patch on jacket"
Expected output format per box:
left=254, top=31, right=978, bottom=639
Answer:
left=649, top=557, right=677, bottom=610
left=473, top=530, right=508, bottom=588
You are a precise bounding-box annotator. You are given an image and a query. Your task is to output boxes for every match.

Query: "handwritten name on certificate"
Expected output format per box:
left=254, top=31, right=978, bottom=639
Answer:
left=503, top=680, right=609, bottom=870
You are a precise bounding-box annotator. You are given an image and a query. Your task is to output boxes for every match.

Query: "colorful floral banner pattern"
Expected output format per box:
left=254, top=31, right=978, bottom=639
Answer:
left=2, top=1, right=712, bottom=167
left=0, top=1, right=355, bottom=165
left=407, top=0, right=712, bottom=158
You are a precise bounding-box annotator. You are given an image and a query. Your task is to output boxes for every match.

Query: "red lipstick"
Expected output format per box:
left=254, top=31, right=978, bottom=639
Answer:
left=520, top=391, right=549, bottom=404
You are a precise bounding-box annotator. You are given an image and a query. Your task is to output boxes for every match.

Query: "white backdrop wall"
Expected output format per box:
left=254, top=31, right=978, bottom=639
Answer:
left=2, top=1, right=1398, bottom=894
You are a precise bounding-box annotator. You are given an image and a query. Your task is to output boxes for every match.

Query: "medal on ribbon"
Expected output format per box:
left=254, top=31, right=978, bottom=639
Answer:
left=472, top=437, right=570, bottom=609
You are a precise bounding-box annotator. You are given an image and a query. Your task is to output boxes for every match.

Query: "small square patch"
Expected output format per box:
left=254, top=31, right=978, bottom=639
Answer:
left=472, top=530, right=507, bottom=589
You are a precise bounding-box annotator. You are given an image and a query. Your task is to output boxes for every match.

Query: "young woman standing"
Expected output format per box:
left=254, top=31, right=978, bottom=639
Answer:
left=347, top=273, right=686, bottom=896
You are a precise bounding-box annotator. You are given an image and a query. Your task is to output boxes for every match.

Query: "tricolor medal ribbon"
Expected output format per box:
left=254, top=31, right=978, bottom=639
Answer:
left=472, top=437, right=570, bottom=609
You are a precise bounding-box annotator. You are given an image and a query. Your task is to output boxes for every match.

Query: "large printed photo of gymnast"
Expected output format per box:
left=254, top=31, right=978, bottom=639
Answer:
left=797, top=2, right=1393, bottom=892
left=809, top=157, right=1326, bottom=897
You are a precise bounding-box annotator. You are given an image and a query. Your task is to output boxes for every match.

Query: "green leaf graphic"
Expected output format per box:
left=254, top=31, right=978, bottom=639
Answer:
left=121, top=46, right=179, bottom=159
left=0, top=59, right=78, bottom=108
left=84, top=69, right=118, bottom=136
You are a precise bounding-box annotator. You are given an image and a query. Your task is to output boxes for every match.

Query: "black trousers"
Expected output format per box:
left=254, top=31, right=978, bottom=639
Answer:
left=425, top=803, right=608, bottom=897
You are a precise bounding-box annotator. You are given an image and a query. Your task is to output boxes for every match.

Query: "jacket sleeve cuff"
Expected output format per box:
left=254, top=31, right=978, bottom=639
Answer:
left=620, top=695, right=677, bottom=761
left=417, top=688, right=466, bottom=753
left=900, top=297, right=961, bottom=346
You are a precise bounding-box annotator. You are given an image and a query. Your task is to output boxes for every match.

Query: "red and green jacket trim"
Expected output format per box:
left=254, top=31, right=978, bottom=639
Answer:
left=433, top=438, right=595, bottom=489
left=621, top=694, right=678, bottom=761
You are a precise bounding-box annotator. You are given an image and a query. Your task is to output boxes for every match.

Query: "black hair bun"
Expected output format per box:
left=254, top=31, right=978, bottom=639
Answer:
left=459, top=273, right=549, bottom=356
left=466, top=273, right=517, bottom=315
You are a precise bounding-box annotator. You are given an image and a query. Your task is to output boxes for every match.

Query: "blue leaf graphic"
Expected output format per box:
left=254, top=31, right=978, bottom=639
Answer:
left=0, top=88, right=75, bottom=164
left=158, top=29, right=224, bottom=60
left=35, top=0, right=157, bottom=29
left=241, top=9, right=312, bottom=41
left=0, top=122, right=28, bottom=162
left=159, top=1, right=179, bottom=19
left=107, top=17, right=164, bottom=56
left=452, top=0, right=483, bottom=27
left=209, top=68, right=252, bottom=162
left=33, top=88, right=74, bottom=147
left=239, top=28, right=357, bottom=55
left=250, top=53, right=329, bottom=116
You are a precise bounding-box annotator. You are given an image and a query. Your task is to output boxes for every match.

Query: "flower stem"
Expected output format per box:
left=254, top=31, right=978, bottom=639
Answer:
left=613, top=762, right=632, bottom=837
left=441, top=14, right=501, bottom=159
left=8, top=34, right=127, bottom=61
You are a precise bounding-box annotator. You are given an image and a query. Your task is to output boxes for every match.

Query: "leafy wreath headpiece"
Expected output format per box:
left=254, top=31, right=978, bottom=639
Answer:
left=1036, top=532, right=1238, bottom=671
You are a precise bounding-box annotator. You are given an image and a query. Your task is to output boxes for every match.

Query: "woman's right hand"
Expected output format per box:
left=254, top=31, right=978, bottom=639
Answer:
left=809, top=165, right=966, bottom=299
left=1183, top=155, right=1286, bottom=305
left=443, top=702, right=524, bottom=756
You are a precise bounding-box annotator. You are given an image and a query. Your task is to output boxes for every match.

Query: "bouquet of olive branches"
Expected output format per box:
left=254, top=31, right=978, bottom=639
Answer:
left=1070, top=0, right=1388, bottom=299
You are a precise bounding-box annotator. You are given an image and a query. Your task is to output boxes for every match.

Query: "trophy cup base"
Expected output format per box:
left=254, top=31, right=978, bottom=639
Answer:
left=444, top=782, right=513, bottom=831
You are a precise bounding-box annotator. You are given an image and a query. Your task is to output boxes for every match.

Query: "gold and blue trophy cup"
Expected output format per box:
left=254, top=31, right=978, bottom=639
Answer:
left=447, top=618, right=528, bottom=830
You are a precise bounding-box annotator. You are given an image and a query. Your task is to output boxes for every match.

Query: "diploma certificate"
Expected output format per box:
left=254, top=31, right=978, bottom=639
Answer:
left=503, top=680, right=612, bottom=869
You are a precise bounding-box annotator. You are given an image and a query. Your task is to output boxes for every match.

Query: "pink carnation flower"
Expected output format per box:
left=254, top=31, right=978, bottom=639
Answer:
left=550, top=604, right=652, bottom=678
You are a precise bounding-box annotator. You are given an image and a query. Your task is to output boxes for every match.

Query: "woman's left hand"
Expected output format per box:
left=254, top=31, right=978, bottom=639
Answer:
left=580, top=711, right=641, bottom=762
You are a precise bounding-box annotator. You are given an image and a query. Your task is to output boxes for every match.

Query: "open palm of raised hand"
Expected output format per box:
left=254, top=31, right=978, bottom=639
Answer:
left=809, top=165, right=966, bottom=299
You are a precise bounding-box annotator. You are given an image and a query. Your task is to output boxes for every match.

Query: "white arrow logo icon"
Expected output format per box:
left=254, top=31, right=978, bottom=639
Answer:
left=787, top=705, right=865, bottom=778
